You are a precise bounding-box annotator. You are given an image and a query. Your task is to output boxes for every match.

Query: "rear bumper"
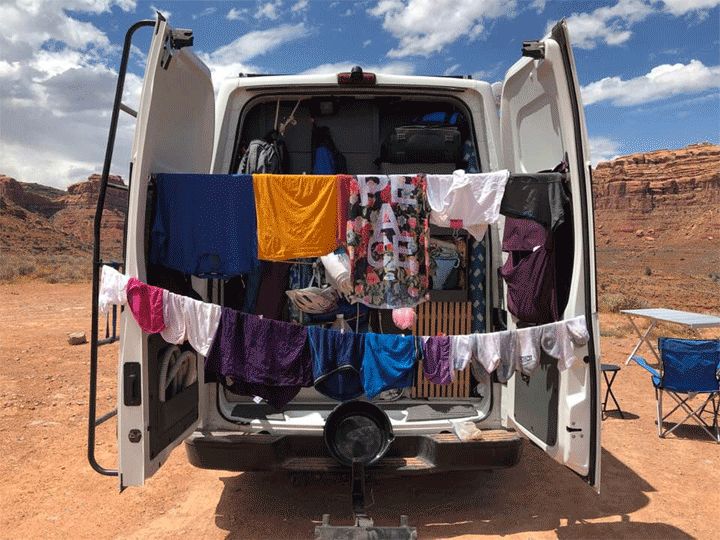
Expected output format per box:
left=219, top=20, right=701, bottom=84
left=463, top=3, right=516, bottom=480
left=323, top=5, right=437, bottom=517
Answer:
left=185, top=430, right=523, bottom=474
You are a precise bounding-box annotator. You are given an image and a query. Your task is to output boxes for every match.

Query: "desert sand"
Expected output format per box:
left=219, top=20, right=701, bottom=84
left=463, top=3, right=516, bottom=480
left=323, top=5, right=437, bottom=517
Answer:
left=1, top=281, right=719, bottom=539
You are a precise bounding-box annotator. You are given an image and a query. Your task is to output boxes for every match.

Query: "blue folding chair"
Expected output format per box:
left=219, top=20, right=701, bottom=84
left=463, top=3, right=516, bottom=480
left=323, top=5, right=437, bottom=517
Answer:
left=632, top=337, right=720, bottom=442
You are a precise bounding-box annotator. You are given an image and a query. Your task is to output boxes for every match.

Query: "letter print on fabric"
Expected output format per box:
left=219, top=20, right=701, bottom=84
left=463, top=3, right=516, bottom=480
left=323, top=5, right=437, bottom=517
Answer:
left=346, top=175, right=430, bottom=309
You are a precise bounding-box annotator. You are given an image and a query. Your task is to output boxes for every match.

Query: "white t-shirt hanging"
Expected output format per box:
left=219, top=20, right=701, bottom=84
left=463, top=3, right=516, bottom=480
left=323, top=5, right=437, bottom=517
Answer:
left=98, top=265, right=129, bottom=314
left=450, top=335, right=473, bottom=370
left=472, top=329, right=517, bottom=375
left=160, top=290, right=187, bottom=345
left=516, top=325, right=544, bottom=375
left=426, top=169, right=510, bottom=239
left=540, top=316, right=590, bottom=371
left=184, top=297, right=222, bottom=357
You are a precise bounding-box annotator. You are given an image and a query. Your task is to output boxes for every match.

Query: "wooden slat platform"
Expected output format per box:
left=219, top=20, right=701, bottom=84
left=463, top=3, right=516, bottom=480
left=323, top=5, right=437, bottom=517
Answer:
left=412, top=301, right=473, bottom=399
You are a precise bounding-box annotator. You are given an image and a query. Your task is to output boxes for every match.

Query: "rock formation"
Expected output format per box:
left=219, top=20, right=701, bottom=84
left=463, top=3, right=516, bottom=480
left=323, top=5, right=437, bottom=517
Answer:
left=592, top=143, right=720, bottom=311
left=0, top=174, right=127, bottom=280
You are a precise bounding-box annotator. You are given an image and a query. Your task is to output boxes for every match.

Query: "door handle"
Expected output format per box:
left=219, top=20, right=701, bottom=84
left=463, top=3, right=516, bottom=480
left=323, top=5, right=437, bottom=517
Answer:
left=123, top=362, right=141, bottom=406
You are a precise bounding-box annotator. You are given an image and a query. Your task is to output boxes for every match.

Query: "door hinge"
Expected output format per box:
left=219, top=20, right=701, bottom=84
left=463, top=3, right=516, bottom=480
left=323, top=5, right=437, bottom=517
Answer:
left=522, top=41, right=545, bottom=59
left=170, top=28, right=193, bottom=49
left=160, top=35, right=173, bottom=70
left=159, top=29, right=194, bottom=71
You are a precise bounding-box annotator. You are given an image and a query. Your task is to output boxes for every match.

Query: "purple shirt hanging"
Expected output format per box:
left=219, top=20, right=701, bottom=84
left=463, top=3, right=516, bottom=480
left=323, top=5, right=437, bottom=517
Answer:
left=205, top=308, right=313, bottom=409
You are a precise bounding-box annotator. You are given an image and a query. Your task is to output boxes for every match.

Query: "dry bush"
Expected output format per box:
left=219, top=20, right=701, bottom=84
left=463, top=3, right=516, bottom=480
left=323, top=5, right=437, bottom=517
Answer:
left=0, top=255, right=22, bottom=281
left=0, top=252, right=91, bottom=283
left=599, top=292, right=648, bottom=313
left=600, top=322, right=633, bottom=338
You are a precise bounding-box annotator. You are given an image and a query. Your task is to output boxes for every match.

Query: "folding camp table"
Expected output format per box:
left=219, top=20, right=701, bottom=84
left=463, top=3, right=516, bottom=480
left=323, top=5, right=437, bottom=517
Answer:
left=621, top=308, right=720, bottom=365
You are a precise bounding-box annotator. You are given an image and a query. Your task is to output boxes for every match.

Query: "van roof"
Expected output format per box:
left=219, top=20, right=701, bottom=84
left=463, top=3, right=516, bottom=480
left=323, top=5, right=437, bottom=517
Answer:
left=218, top=72, right=492, bottom=96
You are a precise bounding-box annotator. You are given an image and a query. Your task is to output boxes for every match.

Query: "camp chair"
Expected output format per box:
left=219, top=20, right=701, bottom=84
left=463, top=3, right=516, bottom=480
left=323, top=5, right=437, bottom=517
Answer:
left=632, top=337, right=720, bottom=442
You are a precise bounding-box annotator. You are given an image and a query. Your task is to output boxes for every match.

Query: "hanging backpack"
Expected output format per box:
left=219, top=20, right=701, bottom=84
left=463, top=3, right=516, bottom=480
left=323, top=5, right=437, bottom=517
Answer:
left=238, top=138, right=283, bottom=174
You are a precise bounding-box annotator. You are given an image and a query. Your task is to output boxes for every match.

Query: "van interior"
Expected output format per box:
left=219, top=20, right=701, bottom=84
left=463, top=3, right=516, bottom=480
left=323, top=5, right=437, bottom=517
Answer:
left=142, top=93, right=573, bottom=431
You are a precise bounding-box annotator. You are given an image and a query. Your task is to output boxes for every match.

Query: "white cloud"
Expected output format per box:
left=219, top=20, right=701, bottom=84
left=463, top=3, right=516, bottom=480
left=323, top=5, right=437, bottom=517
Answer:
left=301, top=61, right=416, bottom=76
left=200, top=23, right=311, bottom=84
left=559, top=0, right=720, bottom=50
left=226, top=7, right=247, bottom=20
left=581, top=59, right=720, bottom=106
left=116, top=0, right=137, bottom=10
left=362, top=39, right=372, bottom=48
left=530, top=0, right=546, bottom=13
left=0, top=0, right=138, bottom=188
left=661, top=0, right=720, bottom=15
left=149, top=4, right=171, bottom=19
left=291, top=0, right=309, bottom=12
left=255, top=0, right=283, bottom=20
left=589, top=136, right=621, bottom=165
left=0, top=1, right=115, bottom=55
left=193, top=7, right=216, bottom=19
left=368, top=0, right=516, bottom=57
left=559, top=0, right=655, bottom=49
left=471, top=61, right=504, bottom=81
left=443, top=64, right=461, bottom=76
left=130, top=44, right=147, bottom=66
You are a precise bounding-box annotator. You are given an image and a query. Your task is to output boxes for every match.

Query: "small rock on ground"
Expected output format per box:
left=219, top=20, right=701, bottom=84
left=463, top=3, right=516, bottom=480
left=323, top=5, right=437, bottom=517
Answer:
left=67, top=332, right=86, bottom=345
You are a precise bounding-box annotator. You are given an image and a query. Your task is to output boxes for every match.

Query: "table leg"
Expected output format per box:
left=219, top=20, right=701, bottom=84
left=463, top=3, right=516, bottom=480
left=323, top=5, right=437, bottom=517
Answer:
left=624, top=318, right=658, bottom=365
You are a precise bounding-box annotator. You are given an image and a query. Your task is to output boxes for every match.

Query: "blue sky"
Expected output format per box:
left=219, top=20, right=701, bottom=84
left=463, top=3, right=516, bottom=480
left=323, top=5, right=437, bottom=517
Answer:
left=1, top=0, right=718, bottom=188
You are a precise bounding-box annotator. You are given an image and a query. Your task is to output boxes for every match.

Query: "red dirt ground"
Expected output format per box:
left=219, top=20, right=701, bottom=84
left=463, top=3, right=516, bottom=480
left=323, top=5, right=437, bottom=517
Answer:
left=1, top=282, right=719, bottom=539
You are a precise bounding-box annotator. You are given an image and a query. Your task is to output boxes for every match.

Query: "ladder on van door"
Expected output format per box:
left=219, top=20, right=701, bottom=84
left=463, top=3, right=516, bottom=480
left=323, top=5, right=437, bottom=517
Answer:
left=87, top=19, right=157, bottom=478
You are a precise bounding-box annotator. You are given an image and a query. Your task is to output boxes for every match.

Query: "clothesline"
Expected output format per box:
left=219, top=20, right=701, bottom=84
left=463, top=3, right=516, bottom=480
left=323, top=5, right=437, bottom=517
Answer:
left=149, top=170, right=536, bottom=311
left=100, top=265, right=590, bottom=407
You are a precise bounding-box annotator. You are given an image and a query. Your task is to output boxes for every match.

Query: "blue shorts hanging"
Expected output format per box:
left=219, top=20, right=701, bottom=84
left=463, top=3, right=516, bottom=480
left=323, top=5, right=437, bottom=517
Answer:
left=307, top=327, right=365, bottom=401
left=361, top=333, right=416, bottom=399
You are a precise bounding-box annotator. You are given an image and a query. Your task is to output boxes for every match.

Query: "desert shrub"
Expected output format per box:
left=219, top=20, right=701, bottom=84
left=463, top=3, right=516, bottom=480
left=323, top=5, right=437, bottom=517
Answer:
left=0, top=251, right=90, bottom=283
left=644, top=266, right=652, bottom=276
left=39, top=253, right=91, bottom=283
left=0, top=254, right=36, bottom=281
left=600, top=323, right=633, bottom=337
left=599, top=292, right=648, bottom=313
left=17, top=261, right=37, bottom=276
left=0, top=257, right=18, bottom=281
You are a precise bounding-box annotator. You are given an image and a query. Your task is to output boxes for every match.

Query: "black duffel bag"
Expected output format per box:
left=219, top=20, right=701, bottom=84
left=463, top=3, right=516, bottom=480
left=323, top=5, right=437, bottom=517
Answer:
left=381, top=124, right=462, bottom=164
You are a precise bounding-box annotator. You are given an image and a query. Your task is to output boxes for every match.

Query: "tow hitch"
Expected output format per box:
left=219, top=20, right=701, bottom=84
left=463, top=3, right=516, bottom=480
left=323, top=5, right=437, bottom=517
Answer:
left=314, top=460, right=416, bottom=540
left=315, top=401, right=417, bottom=539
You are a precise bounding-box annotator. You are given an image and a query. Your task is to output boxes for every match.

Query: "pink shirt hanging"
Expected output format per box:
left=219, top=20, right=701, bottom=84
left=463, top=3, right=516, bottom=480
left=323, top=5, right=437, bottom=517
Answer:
left=126, top=277, right=166, bottom=334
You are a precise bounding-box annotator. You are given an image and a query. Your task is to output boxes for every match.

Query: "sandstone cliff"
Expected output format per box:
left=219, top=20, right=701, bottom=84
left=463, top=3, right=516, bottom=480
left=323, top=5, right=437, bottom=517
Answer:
left=592, top=143, right=720, bottom=311
left=0, top=174, right=127, bottom=281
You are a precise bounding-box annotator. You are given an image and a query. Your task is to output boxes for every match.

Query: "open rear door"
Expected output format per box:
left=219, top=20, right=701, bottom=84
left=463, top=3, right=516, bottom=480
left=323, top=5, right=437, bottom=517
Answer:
left=498, top=21, right=601, bottom=489
left=118, top=16, right=214, bottom=489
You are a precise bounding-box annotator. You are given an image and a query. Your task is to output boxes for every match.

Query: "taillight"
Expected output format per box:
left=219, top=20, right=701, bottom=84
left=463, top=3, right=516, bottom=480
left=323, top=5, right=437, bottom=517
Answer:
left=337, top=66, right=376, bottom=86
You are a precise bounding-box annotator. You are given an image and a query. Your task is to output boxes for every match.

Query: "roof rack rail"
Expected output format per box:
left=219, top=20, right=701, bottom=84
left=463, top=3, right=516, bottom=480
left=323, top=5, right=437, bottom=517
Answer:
left=437, top=74, right=473, bottom=79
left=238, top=73, right=286, bottom=77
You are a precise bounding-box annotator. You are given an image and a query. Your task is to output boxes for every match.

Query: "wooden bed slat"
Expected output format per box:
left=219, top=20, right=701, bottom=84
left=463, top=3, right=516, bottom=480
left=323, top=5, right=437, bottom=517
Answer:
left=412, top=301, right=473, bottom=399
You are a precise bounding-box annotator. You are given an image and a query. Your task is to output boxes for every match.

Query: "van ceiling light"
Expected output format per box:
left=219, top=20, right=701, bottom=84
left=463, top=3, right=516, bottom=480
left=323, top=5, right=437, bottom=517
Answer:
left=323, top=401, right=394, bottom=467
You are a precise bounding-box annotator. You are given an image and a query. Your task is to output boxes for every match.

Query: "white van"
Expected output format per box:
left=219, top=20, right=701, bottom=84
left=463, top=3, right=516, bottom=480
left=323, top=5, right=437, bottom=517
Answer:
left=88, top=16, right=601, bottom=500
